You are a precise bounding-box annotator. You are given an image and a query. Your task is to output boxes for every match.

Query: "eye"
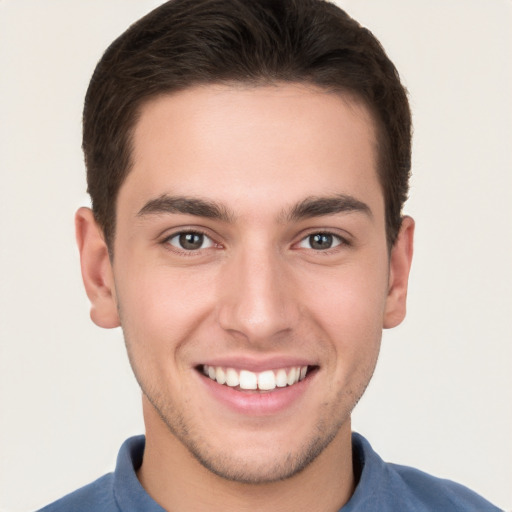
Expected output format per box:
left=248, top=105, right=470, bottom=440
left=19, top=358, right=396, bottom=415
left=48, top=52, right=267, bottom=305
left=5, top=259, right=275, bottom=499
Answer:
left=166, top=231, right=215, bottom=251
left=297, top=232, right=343, bottom=251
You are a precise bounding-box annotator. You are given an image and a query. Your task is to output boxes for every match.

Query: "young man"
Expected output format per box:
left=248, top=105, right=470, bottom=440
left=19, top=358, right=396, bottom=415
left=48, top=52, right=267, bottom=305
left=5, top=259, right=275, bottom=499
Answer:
left=38, top=0, right=502, bottom=510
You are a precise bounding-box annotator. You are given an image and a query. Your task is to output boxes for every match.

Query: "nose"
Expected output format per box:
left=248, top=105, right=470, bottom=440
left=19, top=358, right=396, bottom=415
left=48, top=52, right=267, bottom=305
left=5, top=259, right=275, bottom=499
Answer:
left=217, top=246, right=299, bottom=344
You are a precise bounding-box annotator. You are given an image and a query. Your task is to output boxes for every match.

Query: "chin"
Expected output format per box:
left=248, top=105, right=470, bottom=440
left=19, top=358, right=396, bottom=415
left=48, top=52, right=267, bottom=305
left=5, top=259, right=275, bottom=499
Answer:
left=162, top=407, right=347, bottom=485
left=186, top=434, right=334, bottom=484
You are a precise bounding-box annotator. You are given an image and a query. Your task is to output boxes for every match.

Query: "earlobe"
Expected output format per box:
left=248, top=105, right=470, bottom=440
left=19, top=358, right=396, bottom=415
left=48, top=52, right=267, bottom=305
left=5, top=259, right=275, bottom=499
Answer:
left=75, top=207, right=120, bottom=329
left=383, top=216, right=415, bottom=329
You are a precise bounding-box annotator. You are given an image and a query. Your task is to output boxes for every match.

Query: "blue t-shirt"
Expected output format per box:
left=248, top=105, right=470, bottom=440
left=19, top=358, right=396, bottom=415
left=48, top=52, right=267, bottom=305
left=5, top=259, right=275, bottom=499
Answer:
left=37, top=433, right=502, bottom=511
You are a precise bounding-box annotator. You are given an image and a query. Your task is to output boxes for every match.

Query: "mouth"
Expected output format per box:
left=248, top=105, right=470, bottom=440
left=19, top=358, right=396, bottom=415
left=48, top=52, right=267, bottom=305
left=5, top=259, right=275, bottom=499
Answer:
left=198, top=364, right=317, bottom=392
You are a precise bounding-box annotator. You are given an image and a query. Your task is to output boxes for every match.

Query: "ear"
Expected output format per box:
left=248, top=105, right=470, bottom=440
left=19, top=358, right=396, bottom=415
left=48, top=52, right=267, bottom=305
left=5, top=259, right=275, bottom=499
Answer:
left=75, top=207, right=120, bottom=328
left=383, top=216, right=415, bottom=329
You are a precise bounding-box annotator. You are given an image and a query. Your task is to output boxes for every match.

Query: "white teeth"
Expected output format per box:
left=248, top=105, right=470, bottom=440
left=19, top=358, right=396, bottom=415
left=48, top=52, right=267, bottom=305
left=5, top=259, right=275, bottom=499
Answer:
left=215, top=367, right=226, bottom=385
left=203, top=365, right=309, bottom=391
left=286, top=367, right=297, bottom=386
left=258, top=370, right=276, bottom=391
left=239, top=370, right=258, bottom=390
left=225, top=368, right=239, bottom=387
left=275, top=369, right=288, bottom=387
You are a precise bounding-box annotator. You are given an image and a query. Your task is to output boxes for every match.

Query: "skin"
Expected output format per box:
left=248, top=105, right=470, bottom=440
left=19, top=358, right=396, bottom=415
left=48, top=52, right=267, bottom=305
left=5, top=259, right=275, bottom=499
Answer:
left=76, top=83, right=414, bottom=511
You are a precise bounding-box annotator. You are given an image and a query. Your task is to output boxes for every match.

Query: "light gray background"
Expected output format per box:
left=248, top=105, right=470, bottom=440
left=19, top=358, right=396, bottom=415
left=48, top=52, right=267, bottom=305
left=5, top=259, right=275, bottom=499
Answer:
left=1, top=1, right=511, bottom=510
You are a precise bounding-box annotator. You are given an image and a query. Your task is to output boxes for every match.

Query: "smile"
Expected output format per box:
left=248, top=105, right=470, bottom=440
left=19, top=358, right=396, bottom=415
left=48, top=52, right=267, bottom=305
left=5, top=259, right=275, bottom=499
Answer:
left=202, top=365, right=310, bottom=391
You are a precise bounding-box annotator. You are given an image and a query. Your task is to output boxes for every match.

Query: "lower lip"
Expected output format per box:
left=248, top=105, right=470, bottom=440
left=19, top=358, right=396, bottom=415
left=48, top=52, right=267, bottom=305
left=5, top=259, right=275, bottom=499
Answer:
left=199, top=371, right=314, bottom=416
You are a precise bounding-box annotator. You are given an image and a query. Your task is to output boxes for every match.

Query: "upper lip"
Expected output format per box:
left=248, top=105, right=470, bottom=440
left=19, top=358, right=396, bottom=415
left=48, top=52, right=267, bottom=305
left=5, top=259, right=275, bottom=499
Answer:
left=195, top=355, right=317, bottom=372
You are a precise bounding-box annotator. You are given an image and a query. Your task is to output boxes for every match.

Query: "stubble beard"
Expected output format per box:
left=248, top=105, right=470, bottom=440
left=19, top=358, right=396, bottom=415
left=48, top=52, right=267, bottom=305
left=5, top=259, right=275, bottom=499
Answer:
left=121, top=315, right=380, bottom=485
left=141, top=383, right=349, bottom=484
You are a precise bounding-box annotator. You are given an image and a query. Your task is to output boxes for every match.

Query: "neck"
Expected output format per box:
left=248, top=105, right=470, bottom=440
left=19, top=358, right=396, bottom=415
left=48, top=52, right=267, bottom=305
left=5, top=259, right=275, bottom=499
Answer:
left=137, top=398, right=355, bottom=512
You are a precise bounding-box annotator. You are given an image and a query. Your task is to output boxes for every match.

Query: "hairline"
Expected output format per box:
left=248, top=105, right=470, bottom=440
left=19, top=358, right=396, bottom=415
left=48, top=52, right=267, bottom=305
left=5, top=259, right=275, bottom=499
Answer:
left=101, top=79, right=394, bottom=259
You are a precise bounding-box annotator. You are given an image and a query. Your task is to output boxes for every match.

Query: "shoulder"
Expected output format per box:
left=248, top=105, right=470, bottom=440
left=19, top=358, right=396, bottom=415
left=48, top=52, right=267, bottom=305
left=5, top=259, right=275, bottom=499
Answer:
left=349, top=433, right=503, bottom=512
left=36, top=473, right=117, bottom=512
left=388, top=462, right=503, bottom=512
left=35, top=436, right=158, bottom=512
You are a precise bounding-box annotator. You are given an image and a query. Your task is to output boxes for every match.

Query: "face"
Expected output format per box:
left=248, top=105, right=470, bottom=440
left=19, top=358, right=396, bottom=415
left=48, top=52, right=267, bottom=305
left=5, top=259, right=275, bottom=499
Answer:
left=77, top=83, right=413, bottom=484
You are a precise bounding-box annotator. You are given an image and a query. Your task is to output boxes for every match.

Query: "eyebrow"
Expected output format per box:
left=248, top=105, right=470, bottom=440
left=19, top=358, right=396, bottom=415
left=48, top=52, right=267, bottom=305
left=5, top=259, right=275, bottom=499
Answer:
left=137, top=195, right=234, bottom=222
left=137, top=193, right=371, bottom=223
left=283, top=194, right=372, bottom=222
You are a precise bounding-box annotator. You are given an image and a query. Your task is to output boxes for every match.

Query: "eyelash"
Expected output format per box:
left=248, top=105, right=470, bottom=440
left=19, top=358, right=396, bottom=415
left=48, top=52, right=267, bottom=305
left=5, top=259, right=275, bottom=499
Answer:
left=162, top=229, right=220, bottom=255
left=161, top=229, right=350, bottom=255
left=295, top=231, right=349, bottom=252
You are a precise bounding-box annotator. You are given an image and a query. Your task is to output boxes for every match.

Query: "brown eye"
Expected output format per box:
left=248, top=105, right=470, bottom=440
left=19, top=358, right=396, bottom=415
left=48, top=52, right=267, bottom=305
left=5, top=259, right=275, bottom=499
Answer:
left=298, top=233, right=342, bottom=251
left=167, top=231, right=214, bottom=251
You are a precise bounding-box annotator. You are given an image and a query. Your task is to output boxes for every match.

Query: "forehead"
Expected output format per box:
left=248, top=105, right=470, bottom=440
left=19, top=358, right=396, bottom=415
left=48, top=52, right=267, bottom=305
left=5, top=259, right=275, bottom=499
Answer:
left=122, top=83, right=382, bottom=218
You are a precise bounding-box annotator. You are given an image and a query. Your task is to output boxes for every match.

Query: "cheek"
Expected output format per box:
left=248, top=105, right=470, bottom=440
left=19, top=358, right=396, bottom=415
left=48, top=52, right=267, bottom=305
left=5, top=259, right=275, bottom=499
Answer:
left=299, top=261, right=387, bottom=371
left=115, top=263, right=218, bottom=357
left=303, top=261, right=388, bottom=329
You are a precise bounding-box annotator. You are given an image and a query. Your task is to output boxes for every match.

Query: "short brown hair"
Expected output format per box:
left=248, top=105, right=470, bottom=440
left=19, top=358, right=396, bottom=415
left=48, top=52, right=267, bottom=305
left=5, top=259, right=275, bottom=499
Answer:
left=83, top=0, right=411, bottom=250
